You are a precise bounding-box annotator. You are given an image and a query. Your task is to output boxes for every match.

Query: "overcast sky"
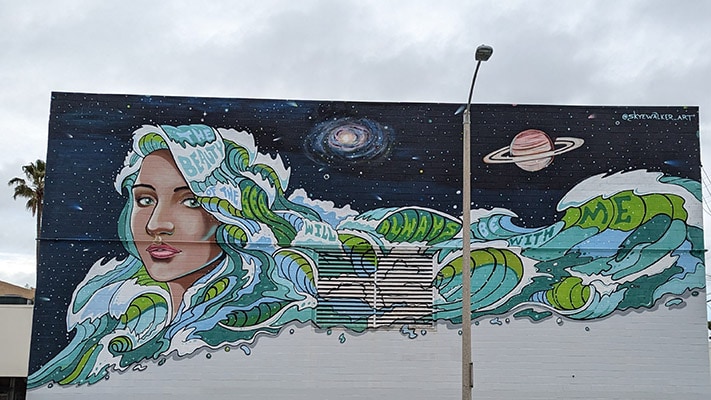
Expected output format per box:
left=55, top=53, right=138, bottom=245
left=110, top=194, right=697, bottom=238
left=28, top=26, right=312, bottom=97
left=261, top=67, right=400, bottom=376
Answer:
left=1, top=0, right=709, bottom=314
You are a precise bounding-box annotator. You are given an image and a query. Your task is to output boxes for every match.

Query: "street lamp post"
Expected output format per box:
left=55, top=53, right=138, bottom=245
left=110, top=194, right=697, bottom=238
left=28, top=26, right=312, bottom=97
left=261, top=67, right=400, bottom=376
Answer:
left=461, top=44, right=493, bottom=400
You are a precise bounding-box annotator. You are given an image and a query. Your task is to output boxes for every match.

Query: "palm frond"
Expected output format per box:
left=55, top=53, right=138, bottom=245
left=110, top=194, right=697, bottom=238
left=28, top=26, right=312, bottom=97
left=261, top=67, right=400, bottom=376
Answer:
left=8, top=159, right=46, bottom=233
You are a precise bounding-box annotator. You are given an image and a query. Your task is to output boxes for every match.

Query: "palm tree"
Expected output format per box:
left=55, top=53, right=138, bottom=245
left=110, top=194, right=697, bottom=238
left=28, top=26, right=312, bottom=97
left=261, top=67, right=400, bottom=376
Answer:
left=8, top=159, right=46, bottom=240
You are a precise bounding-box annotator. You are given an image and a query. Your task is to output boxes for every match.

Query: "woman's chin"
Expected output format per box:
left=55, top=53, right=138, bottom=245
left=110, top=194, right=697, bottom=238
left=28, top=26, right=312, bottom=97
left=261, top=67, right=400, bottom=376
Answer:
left=146, top=264, right=211, bottom=284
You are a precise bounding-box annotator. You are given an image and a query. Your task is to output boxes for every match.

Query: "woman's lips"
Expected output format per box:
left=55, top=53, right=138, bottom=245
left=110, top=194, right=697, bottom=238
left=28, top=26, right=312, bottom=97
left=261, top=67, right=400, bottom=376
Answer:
left=146, top=243, right=182, bottom=259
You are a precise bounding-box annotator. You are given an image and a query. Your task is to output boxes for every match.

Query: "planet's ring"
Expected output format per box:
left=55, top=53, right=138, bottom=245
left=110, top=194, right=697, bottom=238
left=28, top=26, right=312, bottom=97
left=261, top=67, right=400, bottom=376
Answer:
left=483, top=137, right=584, bottom=164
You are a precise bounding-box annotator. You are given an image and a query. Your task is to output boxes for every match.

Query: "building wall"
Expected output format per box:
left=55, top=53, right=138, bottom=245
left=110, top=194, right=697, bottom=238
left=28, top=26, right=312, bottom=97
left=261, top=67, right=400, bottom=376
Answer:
left=25, top=304, right=710, bottom=399
left=0, top=305, right=33, bottom=377
left=27, top=93, right=710, bottom=399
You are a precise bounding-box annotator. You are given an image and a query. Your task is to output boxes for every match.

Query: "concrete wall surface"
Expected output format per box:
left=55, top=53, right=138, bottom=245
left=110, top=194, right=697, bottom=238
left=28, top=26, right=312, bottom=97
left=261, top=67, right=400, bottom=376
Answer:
left=27, top=301, right=711, bottom=400
left=0, top=305, right=33, bottom=377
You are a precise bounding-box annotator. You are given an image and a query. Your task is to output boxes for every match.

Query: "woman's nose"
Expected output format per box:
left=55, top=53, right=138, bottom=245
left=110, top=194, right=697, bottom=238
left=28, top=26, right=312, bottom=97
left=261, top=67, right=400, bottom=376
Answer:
left=146, top=204, right=175, bottom=236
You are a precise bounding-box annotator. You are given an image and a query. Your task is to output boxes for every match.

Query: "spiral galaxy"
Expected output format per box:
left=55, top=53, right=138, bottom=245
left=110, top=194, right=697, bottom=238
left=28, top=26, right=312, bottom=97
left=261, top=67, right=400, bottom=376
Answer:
left=304, top=118, right=393, bottom=165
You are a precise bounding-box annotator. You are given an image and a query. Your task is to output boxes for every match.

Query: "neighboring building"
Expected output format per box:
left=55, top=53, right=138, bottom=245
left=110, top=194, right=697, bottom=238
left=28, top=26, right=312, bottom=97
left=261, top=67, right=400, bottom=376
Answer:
left=0, top=281, right=34, bottom=400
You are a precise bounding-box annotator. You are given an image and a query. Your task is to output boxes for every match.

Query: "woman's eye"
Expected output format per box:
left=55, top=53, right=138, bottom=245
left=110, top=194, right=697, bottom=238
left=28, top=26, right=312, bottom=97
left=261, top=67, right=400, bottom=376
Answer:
left=136, top=196, right=155, bottom=207
left=182, top=198, right=201, bottom=209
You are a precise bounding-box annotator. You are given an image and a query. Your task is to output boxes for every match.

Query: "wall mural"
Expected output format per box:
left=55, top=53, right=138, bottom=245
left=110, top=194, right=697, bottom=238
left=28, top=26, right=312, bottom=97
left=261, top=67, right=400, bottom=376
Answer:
left=28, top=93, right=704, bottom=389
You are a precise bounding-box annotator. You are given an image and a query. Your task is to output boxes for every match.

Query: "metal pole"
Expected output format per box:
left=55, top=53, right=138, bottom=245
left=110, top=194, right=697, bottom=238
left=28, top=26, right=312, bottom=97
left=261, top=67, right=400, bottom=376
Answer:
left=461, top=104, right=473, bottom=400
left=462, top=56, right=485, bottom=400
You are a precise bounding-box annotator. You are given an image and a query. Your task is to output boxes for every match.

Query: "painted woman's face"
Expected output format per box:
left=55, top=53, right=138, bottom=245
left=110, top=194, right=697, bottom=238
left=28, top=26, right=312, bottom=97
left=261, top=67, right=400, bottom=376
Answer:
left=130, top=150, right=222, bottom=282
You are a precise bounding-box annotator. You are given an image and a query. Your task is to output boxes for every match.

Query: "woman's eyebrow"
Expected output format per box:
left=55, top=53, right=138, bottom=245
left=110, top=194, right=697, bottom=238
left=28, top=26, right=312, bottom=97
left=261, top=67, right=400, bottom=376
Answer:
left=174, top=186, right=191, bottom=193
left=132, top=184, right=155, bottom=191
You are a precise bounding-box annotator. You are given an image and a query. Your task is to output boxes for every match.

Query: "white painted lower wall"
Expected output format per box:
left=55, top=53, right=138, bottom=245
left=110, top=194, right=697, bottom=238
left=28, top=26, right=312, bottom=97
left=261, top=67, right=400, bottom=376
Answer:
left=27, top=298, right=710, bottom=400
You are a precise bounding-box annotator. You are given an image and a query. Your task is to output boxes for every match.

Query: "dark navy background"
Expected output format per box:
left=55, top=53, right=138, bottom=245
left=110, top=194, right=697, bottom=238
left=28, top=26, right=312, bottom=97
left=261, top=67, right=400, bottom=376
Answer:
left=30, top=92, right=700, bottom=372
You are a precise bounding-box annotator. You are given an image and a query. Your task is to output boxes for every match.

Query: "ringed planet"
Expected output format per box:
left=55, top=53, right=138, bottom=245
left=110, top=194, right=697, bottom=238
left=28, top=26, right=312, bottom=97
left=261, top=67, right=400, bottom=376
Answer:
left=483, top=129, right=584, bottom=172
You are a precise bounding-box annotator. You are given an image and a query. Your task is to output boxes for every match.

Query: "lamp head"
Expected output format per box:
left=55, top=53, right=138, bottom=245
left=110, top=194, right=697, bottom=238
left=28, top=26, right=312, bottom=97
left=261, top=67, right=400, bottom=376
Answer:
left=475, top=45, right=493, bottom=61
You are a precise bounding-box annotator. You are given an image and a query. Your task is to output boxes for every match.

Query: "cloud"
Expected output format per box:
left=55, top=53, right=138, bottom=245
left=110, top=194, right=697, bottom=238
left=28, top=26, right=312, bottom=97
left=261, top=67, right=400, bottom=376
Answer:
left=0, top=163, right=40, bottom=256
left=0, top=252, right=36, bottom=288
left=0, top=0, right=710, bottom=302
